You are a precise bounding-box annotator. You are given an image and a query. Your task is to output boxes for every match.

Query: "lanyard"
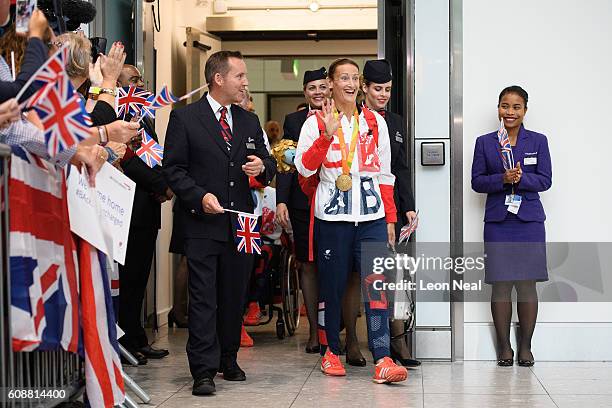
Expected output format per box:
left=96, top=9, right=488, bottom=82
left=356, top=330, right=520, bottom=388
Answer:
left=335, top=110, right=359, bottom=176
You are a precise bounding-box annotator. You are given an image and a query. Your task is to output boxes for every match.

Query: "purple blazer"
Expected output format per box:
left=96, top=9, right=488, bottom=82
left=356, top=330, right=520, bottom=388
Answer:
left=471, top=125, right=552, bottom=222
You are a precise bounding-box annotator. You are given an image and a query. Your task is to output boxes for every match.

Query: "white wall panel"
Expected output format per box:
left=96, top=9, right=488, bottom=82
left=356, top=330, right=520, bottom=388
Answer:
left=415, top=0, right=450, bottom=140
left=414, top=0, right=452, bottom=343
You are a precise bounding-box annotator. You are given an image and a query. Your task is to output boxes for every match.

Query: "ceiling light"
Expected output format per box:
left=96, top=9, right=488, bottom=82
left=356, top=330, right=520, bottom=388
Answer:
left=308, top=1, right=320, bottom=12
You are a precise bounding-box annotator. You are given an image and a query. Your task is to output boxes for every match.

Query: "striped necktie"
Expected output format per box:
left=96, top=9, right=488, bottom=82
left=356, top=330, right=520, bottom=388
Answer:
left=219, top=106, right=232, bottom=150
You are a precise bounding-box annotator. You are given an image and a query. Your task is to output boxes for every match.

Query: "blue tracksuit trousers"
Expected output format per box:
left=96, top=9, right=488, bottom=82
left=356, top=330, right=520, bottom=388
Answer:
left=315, top=218, right=390, bottom=361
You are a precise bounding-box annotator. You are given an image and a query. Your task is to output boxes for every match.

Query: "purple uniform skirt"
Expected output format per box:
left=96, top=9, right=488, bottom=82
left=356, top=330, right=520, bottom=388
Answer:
left=483, top=213, right=548, bottom=284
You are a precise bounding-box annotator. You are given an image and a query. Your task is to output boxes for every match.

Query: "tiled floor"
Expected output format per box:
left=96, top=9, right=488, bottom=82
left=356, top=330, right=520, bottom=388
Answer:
left=123, top=322, right=612, bottom=407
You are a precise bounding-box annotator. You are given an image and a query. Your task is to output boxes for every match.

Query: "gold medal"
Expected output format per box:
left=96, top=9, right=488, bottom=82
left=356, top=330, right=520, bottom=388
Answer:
left=335, top=174, right=352, bottom=191
left=334, top=109, right=360, bottom=193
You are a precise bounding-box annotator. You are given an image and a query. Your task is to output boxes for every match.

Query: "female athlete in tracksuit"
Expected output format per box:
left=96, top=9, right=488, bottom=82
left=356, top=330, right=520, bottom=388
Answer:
left=295, top=58, right=407, bottom=384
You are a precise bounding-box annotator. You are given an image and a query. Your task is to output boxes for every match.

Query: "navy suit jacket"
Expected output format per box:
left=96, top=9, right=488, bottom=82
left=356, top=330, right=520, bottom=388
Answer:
left=471, top=125, right=552, bottom=222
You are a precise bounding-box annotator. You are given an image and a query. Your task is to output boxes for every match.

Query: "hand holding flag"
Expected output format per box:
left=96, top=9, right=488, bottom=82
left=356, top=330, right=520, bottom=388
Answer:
left=398, top=210, right=419, bottom=244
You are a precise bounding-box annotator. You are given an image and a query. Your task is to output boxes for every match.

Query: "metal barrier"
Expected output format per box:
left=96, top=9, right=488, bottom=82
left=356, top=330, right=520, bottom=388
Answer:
left=0, top=144, right=85, bottom=407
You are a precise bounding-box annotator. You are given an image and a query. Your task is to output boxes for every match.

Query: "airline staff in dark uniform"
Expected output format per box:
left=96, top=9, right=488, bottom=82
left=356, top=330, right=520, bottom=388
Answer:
left=163, top=51, right=276, bottom=396
left=276, top=67, right=330, bottom=353
left=342, top=59, right=421, bottom=367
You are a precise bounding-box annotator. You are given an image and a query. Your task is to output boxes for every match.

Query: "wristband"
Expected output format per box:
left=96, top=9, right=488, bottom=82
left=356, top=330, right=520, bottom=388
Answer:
left=100, top=88, right=117, bottom=97
left=88, top=86, right=101, bottom=95
left=97, top=126, right=108, bottom=143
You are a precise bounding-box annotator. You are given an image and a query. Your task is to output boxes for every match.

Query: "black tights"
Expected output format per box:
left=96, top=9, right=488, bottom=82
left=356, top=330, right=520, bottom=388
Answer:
left=491, top=280, right=538, bottom=361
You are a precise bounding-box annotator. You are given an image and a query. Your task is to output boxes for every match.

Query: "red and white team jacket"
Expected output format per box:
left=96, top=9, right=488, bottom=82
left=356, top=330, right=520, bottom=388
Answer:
left=295, top=109, right=397, bottom=224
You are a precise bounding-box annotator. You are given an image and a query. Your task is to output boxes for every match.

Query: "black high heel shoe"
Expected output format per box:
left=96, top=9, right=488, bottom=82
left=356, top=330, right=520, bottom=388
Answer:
left=168, top=310, right=188, bottom=328
left=517, top=350, right=535, bottom=367
left=390, top=349, right=421, bottom=367
left=497, top=349, right=514, bottom=367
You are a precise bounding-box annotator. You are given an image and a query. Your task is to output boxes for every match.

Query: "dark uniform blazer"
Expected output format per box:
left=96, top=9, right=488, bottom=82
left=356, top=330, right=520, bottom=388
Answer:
left=276, top=108, right=311, bottom=210
left=163, top=94, right=276, bottom=242
left=385, top=110, right=415, bottom=229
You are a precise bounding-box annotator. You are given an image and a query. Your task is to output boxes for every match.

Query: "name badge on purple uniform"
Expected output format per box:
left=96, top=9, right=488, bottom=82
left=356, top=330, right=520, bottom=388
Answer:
left=506, top=195, right=522, bottom=214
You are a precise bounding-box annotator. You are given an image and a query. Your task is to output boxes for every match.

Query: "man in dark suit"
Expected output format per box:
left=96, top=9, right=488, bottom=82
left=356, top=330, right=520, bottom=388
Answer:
left=117, top=65, right=173, bottom=364
left=163, top=51, right=276, bottom=396
left=275, top=67, right=329, bottom=353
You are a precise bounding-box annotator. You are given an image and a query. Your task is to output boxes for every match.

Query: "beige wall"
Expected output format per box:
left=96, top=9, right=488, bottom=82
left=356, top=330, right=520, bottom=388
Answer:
left=149, top=0, right=376, bottom=325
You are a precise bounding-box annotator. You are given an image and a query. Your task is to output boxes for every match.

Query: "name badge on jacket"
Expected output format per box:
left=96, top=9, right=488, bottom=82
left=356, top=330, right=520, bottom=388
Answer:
left=394, top=131, right=403, bottom=143
left=246, top=137, right=256, bottom=150
left=524, top=152, right=537, bottom=165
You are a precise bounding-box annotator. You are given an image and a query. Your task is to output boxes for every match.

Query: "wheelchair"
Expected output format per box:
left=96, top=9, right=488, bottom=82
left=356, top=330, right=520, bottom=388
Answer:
left=252, top=231, right=301, bottom=339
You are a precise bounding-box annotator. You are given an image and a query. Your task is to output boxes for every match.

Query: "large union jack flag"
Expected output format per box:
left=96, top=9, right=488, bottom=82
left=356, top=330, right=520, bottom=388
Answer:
left=116, top=85, right=153, bottom=119
left=19, top=44, right=70, bottom=107
left=497, top=118, right=515, bottom=171
left=135, top=129, right=163, bottom=168
left=235, top=213, right=261, bottom=254
left=33, top=75, right=92, bottom=158
left=9, top=147, right=79, bottom=353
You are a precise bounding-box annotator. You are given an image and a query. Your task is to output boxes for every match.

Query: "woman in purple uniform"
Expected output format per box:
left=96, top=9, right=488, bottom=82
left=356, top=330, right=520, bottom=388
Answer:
left=471, top=86, right=552, bottom=367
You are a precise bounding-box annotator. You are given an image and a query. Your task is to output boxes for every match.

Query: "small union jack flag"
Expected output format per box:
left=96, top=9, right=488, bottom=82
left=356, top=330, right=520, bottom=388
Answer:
left=116, top=85, right=153, bottom=119
left=151, top=85, right=180, bottom=108
left=497, top=118, right=515, bottom=171
left=20, top=45, right=70, bottom=108
left=235, top=213, right=261, bottom=254
left=140, top=85, right=180, bottom=120
left=398, top=210, right=419, bottom=244
left=33, top=75, right=92, bottom=157
left=135, top=129, right=163, bottom=168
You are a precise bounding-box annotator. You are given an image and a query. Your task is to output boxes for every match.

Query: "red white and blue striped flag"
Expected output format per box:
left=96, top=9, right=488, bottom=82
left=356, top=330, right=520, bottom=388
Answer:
left=79, top=240, right=125, bottom=407
left=497, top=118, right=515, bottom=170
left=136, top=129, right=164, bottom=168
left=235, top=212, right=262, bottom=254
left=9, top=147, right=79, bottom=353
left=33, top=74, right=92, bottom=157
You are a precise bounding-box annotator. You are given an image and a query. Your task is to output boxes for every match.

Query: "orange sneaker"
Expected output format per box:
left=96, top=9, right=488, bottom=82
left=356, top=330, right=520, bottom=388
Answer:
left=320, top=350, right=346, bottom=376
left=373, top=357, right=408, bottom=384
left=244, top=302, right=262, bottom=326
left=240, top=324, right=253, bottom=347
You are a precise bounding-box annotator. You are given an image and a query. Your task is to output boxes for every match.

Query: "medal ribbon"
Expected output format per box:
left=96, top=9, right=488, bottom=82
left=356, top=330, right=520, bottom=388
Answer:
left=335, top=109, right=360, bottom=176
